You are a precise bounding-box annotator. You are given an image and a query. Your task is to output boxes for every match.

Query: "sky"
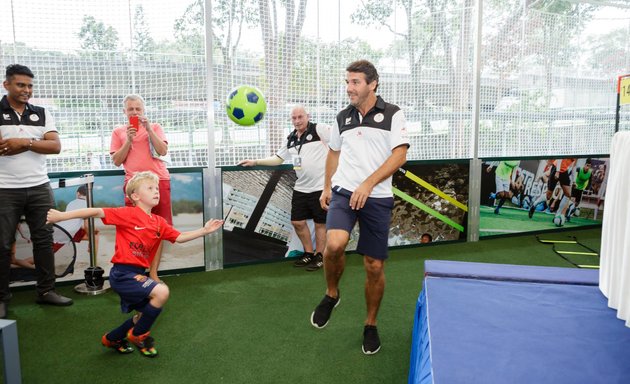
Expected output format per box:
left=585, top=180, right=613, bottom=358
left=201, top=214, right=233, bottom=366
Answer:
left=0, top=0, right=400, bottom=52
left=1, top=0, right=629, bottom=59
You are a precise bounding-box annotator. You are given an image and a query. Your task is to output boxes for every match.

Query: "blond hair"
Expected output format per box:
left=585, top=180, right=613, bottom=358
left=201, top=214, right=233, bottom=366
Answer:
left=125, top=171, right=159, bottom=203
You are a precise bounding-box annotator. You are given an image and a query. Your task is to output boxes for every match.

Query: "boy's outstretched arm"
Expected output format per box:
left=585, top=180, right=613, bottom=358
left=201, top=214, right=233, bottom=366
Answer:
left=47, top=208, right=105, bottom=224
left=176, top=219, right=224, bottom=243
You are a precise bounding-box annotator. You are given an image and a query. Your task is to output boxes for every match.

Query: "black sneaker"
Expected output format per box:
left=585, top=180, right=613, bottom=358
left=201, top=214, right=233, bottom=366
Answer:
left=528, top=205, right=535, bottom=219
left=293, top=252, right=315, bottom=267
left=310, top=291, right=340, bottom=328
left=306, top=253, right=323, bottom=272
left=362, top=325, right=381, bottom=355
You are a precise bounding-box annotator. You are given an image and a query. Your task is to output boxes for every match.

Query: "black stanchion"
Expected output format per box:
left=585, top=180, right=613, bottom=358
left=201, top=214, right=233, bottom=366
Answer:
left=73, top=174, right=110, bottom=295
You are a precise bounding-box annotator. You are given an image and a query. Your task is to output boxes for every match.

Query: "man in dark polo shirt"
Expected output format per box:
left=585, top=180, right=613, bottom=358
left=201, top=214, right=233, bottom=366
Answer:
left=0, top=64, right=73, bottom=319
left=310, top=60, right=409, bottom=355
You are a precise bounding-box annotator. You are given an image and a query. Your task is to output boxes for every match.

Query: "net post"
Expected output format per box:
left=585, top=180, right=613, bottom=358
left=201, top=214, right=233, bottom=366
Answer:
left=74, top=174, right=109, bottom=295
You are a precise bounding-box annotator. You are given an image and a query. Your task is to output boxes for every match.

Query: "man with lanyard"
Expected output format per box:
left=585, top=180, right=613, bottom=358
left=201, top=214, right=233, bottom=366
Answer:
left=0, top=64, right=73, bottom=319
left=311, top=60, right=409, bottom=355
left=238, top=106, right=330, bottom=271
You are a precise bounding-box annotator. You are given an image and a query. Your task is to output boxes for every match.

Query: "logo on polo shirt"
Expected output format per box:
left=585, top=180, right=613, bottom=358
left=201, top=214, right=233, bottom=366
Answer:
left=3, top=114, right=10, bottom=120
left=374, top=113, right=384, bottom=123
left=345, top=117, right=352, bottom=125
left=306, top=134, right=312, bottom=141
left=29, top=114, right=39, bottom=122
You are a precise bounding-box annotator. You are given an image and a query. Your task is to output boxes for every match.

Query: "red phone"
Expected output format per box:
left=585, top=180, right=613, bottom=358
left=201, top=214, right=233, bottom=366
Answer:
left=129, top=115, right=139, bottom=129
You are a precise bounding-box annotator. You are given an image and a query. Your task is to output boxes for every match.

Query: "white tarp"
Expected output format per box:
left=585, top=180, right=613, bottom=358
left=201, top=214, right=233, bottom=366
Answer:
left=599, top=131, right=630, bottom=327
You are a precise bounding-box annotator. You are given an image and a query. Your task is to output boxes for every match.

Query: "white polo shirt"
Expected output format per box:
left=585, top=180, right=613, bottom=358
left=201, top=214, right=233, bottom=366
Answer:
left=329, top=96, right=409, bottom=198
left=276, top=122, right=331, bottom=193
left=0, top=96, right=57, bottom=188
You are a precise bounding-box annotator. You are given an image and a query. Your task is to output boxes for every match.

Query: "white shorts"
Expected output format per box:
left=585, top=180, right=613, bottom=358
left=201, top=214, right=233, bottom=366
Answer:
left=495, top=175, right=510, bottom=193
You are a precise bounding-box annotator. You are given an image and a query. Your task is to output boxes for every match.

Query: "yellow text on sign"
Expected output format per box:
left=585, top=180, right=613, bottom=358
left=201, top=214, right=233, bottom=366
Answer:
left=620, top=76, right=630, bottom=105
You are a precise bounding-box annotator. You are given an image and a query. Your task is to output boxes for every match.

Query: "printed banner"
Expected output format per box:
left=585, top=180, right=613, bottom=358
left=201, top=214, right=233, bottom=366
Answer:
left=222, top=162, right=470, bottom=265
left=10, top=171, right=204, bottom=285
left=480, top=157, right=608, bottom=237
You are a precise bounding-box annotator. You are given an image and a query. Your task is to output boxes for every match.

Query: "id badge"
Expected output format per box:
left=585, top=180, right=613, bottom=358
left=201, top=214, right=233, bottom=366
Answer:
left=293, top=156, right=302, bottom=170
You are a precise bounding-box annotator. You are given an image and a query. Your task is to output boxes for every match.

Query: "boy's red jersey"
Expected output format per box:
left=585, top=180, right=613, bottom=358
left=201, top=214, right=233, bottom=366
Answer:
left=102, top=206, right=180, bottom=268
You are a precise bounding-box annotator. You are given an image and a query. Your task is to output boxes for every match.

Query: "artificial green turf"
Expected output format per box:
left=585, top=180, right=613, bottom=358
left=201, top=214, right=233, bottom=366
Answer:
left=3, top=227, right=601, bottom=384
left=480, top=205, right=601, bottom=237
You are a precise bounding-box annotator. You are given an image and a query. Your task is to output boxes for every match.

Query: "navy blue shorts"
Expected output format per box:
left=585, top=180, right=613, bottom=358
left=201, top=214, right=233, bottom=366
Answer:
left=326, top=187, right=394, bottom=260
left=109, top=264, right=159, bottom=313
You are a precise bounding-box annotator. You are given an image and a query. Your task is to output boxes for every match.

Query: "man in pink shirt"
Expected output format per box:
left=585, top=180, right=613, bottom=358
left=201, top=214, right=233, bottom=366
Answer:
left=110, top=94, right=171, bottom=282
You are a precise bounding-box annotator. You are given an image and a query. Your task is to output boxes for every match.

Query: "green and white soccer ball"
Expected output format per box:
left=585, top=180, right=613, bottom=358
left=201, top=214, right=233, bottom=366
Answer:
left=225, top=85, right=267, bottom=126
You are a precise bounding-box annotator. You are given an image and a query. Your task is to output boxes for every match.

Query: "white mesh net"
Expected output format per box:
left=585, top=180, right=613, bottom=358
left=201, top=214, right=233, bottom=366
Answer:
left=1, top=0, right=629, bottom=170
left=480, top=5, right=630, bottom=156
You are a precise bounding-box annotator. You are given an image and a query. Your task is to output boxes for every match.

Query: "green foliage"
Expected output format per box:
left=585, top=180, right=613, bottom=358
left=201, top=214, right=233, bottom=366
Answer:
left=133, top=5, right=156, bottom=54
left=172, top=199, right=203, bottom=215
left=77, top=15, right=120, bottom=51
left=292, top=37, right=384, bottom=104
left=351, top=0, right=396, bottom=27
left=173, top=0, right=206, bottom=56
left=173, top=0, right=258, bottom=57
left=56, top=200, right=68, bottom=212
left=94, top=199, right=119, bottom=208
left=586, top=28, right=629, bottom=73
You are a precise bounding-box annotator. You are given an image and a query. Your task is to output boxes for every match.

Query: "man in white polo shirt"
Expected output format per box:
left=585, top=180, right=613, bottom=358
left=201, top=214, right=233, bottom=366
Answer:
left=239, top=105, right=331, bottom=271
left=0, top=64, right=73, bottom=319
left=310, top=60, right=409, bottom=355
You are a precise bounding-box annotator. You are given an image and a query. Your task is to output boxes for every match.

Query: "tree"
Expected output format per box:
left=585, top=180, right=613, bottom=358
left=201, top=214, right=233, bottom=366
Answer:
left=523, top=1, right=595, bottom=108
left=174, top=0, right=258, bottom=74
left=133, top=4, right=156, bottom=55
left=258, top=0, right=308, bottom=152
left=77, top=15, right=120, bottom=51
left=174, top=0, right=259, bottom=145
left=352, top=0, right=474, bottom=158
left=174, top=0, right=206, bottom=56
left=484, top=0, right=595, bottom=109
left=292, top=37, right=384, bottom=109
left=585, top=28, right=630, bottom=74
left=351, top=0, right=473, bottom=111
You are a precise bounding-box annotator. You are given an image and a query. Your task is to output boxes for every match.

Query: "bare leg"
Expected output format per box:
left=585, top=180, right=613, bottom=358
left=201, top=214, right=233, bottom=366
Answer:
left=558, top=184, right=572, bottom=217
left=324, top=230, right=349, bottom=298
left=10, top=242, right=35, bottom=269
left=149, top=242, right=164, bottom=283
left=291, top=220, right=314, bottom=253
left=314, top=222, right=326, bottom=253
left=364, top=256, right=385, bottom=326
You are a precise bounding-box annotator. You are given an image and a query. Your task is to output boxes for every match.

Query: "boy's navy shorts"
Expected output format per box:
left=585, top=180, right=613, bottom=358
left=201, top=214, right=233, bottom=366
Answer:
left=326, top=186, right=394, bottom=260
left=109, top=264, right=159, bottom=313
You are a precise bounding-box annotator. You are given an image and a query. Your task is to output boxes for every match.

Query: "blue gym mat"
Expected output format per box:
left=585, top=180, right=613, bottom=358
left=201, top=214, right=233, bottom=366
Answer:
left=408, top=261, right=630, bottom=384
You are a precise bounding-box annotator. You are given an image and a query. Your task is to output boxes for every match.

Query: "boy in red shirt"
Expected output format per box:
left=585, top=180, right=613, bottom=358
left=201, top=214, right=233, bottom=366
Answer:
left=46, top=171, right=223, bottom=357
